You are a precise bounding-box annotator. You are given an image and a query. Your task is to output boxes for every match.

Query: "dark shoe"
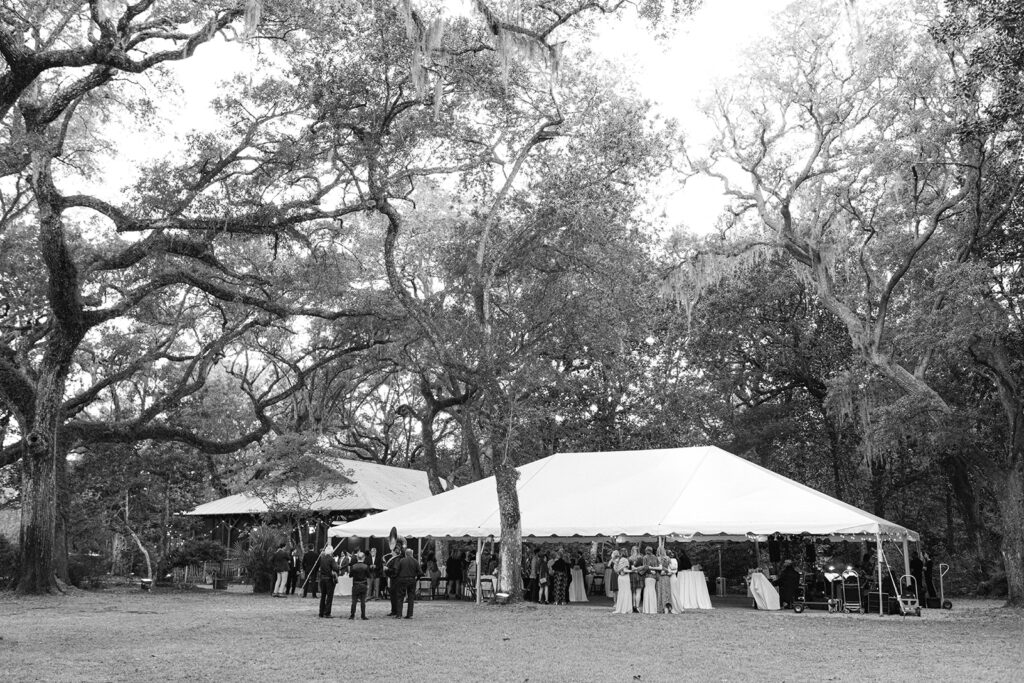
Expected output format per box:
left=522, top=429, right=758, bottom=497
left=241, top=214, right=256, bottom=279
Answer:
left=403, top=615, right=412, bottom=619
left=361, top=617, right=368, bottom=620
left=323, top=615, right=333, bottom=619
left=348, top=616, right=354, bottom=620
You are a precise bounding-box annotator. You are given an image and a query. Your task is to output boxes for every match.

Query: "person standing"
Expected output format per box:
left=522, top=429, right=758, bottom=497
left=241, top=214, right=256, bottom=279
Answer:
left=527, top=547, right=541, bottom=602
left=385, top=548, right=402, bottom=616
left=395, top=548, right=422, bottom=618
left=668, top=550, right=685, bottom=614
left=446, top=551, right=464, bottom=600
left=367, top=547, right=381, bottom=601
left=317, top=544, right=340, bottom=618
left=656, top=550, right=672, bottom=613
left=923, top=551, right=937, bottom=601
left=348, top=551, right=370, bottom=620
left=641, top=547, right=659, bottom=614
left=272, top=543, right=290, bottom=598
left=778, top=559, right=800, bottom=610
left=286, top=547, right=300, bottom=596
left=612, top=552, right=633, bottom=614
left=551, top=551, right=570, bottom=605
left=301, top=545, right=319, bottom=598
left=629, top=546, right=643, bottom=612
left=910, top=551, right=924, bottom=601
left=425, top=552, right=441, bottom=598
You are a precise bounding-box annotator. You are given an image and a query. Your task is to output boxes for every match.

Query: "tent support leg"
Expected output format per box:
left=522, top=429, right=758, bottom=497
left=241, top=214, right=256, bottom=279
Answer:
left=902, top=538, right=910, bottom=593
left=876, top=534, right=883, bottom=616
left=476, top=537, right=483, bottom=605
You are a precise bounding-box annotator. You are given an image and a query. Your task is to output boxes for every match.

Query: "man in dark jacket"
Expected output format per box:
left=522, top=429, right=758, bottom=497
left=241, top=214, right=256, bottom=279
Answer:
left=778, top=559, right=801, bottom=609
left=385, top=549, right=402, bottom=617
left=395, top=548, right=422, bottom=618
left=348, top=551, right=371, bottom=620
left=301, top=545, right=319, bottom=598
left=317, top=545, right=340, bottom=618
left=271, top=543, right=290, bottom=598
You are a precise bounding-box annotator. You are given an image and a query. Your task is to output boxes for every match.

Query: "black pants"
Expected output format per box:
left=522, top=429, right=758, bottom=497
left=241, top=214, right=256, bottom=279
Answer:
left=303, top=571, right=318, bottom=597
left=398, top=578, right=416, bottom=617
left=526, top=576, right=538, bottom=602
left=286, top=569, right=298, bottom=594
left=389, top=577, right=401, bottom=615
left=350, top=581, right=368, bottom=618
left=318, top=578, right=335, bottom=616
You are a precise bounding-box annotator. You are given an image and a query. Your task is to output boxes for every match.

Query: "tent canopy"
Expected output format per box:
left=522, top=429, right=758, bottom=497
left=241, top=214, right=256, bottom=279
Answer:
left=184, top=459, right=438, bottom=517
left=328, top=447, right=918, bottom=542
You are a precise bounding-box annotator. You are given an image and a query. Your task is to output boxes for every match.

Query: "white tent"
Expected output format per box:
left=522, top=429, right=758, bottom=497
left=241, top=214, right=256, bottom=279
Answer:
left=328, top=446, right=918, bottom=542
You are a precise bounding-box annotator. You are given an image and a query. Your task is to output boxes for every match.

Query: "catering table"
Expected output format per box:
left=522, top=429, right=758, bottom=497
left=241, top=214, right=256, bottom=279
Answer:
left=569, top=568, right=589, bottom=602
left=677, top=570, right=713, bottom=609
left=747, top=572, right=780, bottom=610
left=333, top=573, right=353, bottom=598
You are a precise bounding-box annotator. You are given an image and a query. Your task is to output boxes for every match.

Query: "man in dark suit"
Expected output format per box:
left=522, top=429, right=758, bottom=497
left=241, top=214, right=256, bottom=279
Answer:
left=317, top=545, right=339, bottom=618
left=395, top=548, right=422, bottom=618
left=301, top=545, right=319, bottom=598
left=367, top=547, right=381, bottom=600
left=778, top=559, right=801, bottom=609
left=384, top=549, right=402, bottom=617
left=348, top=551, right=370, bottom=620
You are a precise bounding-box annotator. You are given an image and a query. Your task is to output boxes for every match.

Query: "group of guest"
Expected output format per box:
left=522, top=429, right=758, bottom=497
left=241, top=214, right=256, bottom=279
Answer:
left=611, top=545, right=687, bottom=615
left=525, top=548, right=594, bottom=605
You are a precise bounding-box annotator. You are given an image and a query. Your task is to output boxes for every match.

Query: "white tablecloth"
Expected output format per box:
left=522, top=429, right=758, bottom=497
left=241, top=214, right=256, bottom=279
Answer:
left=569, top=568, right=588, bottom=602
left=747, top=572, right=780, bottom=610
left=604, top=567, right=615, bottom=597
left=333, top=574, right=352, bottom=597
left=677, top=570, right=713, bottom=609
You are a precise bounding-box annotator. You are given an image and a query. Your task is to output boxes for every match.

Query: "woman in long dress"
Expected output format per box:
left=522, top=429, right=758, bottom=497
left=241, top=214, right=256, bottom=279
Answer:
left=552, top=551, right=570, bottom=605
left=569, top=554, right=588, bottom=602
left=606, top=551, right=619, bottom=598
left=629, top=546, right=643, bottom=612
left=669, top=550, right=685, bottom=613
left=612, top=553, right=633, bottom=614
left=656, top=552, right=673, bottom=613
left=641, top=546, right=659, bottom=614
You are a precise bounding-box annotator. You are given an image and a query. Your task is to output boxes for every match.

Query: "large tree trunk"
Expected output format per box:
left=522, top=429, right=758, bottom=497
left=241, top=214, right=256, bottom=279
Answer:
left=993, top=462, right=1024, bottom=606
left=18, top=436, right=58, bottom=593
left=493, top=456, right=523, bottom=601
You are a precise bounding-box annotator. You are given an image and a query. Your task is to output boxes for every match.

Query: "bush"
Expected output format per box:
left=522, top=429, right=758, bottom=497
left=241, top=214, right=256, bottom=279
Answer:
left=234, top=525, right=282, bottom=593
left=67, top=553, right=107, bottom=589
left=166, top=539, right=228, bottom=568
left=0, top=535, right=19, bottom=589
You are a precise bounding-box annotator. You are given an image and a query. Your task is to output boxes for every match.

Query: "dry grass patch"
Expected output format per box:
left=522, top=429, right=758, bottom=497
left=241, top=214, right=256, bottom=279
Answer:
left=0, top=588, right=1020, bottom=682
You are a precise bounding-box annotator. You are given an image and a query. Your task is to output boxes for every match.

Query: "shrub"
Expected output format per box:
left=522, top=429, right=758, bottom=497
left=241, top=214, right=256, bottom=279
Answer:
left=234, top=525, right=282, bottom=593
left=67, top=553, right=107, bottom=589
left=0, top=535, right=19, bottom=589
left=166, top=539, right=229, bottom=568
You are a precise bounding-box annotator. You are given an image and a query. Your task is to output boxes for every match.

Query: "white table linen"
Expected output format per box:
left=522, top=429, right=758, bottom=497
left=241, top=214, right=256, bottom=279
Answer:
left=747, top=572, right=780, bottom=610
left=334, top=573, right=353, bottom=597
left=677, top=570, right=713, bottom=609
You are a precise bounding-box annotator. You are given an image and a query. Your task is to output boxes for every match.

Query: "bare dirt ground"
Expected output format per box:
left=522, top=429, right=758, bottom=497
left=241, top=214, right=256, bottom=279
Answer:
left=1, top=587, right=1020, bottom=682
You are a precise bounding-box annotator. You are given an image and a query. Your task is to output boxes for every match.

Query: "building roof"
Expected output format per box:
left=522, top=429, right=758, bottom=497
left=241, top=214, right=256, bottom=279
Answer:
left=328, top=446, right=918, bottom=542
left=184, top=459, right=438, bottom=517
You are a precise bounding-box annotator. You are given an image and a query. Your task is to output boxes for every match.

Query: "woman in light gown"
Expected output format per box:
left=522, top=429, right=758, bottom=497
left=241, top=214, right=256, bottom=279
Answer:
left=669, top=550, right=685, bottom=614
left=612, top=552, right=633, bottom=614
left=569, top=553, right=588, bottom=602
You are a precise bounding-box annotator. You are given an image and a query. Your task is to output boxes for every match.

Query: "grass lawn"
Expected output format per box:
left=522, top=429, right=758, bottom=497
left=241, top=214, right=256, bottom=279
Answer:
left=1, top=587, right=1020, bottom=682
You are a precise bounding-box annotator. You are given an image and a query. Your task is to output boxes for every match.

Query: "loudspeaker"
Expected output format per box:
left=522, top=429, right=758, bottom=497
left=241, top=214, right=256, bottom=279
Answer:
left=804, top=543, right=816, bottom=564
left=768, top=538, right=782, bottom=563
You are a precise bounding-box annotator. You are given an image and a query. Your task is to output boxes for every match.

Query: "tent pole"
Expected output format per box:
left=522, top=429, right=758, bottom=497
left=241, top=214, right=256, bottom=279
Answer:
left=476, top=537, right=483, bottom=605
left=754, top=539, right=760, bottom=568
left=876, top=534, right=883, bottom=616
left=902, top=537, right=910, bottom=595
